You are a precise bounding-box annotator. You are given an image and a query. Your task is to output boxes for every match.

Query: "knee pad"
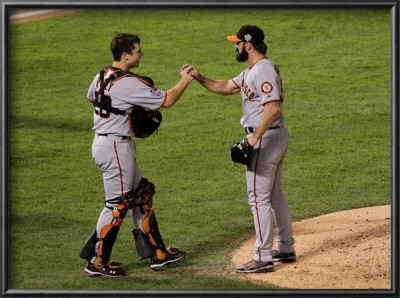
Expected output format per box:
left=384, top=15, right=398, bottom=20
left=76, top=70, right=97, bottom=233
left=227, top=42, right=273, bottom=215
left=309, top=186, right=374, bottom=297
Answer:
left=134, top=178, right=156, bottom=214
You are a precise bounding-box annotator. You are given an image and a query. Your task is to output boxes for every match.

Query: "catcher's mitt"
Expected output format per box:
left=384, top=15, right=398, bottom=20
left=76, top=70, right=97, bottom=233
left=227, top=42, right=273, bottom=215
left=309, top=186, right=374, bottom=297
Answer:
left=230, top=138, right=254, bottom=166
left=129, top=105, right=162, bottom=138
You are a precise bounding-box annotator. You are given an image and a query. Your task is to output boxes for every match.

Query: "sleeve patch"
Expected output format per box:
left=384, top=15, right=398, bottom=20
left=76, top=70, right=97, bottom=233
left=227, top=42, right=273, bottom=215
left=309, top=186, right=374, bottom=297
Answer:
left=150, top=88, right=163, bottom=97
left=261, top=82, right=273, bottom=94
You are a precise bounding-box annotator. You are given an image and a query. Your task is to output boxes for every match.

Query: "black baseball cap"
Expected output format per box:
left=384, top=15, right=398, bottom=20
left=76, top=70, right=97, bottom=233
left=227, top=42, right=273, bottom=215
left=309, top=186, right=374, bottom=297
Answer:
left=227, top=25, right=264, bottom=44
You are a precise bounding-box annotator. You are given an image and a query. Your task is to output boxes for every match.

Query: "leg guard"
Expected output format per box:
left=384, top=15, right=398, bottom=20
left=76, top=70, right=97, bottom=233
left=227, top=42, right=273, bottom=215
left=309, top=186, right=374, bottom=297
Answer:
left=133, top=206, right=167, bottom=260
left=131, top=178, right=167, bottom=260
left=132, top=228, right=154, bottom=260
left=94, top=224, right=121, bottom=269
left=141, top=207, right=167, bottom=260
left=80, top=228, right=98, bottom=260
left=93, top=204, right=128, bottom=270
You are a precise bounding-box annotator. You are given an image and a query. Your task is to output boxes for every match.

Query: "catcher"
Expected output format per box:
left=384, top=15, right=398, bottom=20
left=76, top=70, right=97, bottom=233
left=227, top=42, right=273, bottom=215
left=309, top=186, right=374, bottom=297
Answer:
left=80, top=33, right=193, bottom=277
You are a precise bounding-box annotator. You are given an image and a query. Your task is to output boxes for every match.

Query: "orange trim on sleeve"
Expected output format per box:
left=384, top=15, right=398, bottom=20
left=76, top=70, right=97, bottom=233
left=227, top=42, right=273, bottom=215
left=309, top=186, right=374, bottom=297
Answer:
left=157, top=92, right=168, bottom=111
left=262, top=99, right=281, bottom=105
left=231, top=79, right=240, bottom=88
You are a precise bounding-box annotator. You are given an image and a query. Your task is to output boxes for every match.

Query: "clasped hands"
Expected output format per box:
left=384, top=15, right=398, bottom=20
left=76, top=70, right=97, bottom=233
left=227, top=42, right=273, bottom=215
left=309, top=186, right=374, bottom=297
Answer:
left=180, top=64, right=200, bottom=81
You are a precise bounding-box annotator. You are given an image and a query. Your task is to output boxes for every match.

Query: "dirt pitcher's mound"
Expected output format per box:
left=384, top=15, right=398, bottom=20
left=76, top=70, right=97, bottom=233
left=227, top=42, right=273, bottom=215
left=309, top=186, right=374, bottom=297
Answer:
left=232, top=205, right=391, bottom=289
left=10, top=9, right=80, bottom=25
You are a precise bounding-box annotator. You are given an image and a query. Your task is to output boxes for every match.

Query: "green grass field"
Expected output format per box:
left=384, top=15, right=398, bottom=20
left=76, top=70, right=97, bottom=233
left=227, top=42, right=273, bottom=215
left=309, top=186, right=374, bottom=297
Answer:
left=8, top=8, right=391, bottom=291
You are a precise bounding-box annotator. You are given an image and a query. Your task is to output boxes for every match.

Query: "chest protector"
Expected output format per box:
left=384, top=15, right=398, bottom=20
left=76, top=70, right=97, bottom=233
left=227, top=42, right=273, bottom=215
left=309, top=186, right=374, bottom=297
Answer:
left=93, top=66, right=162, bottom=138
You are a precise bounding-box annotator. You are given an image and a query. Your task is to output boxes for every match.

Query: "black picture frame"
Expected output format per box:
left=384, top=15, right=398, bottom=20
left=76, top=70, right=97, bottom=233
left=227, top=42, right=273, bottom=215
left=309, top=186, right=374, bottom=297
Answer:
left=1, top=1, right=398, bottom=297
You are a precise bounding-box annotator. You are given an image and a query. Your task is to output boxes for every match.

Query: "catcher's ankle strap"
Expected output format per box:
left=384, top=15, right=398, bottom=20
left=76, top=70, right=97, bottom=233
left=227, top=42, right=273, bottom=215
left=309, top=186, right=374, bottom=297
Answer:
left=107, top=261, right=123, bottom=269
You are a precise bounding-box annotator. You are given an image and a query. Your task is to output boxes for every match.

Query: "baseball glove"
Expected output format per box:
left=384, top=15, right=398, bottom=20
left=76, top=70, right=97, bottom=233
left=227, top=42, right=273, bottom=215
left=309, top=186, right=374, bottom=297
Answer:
left=129, top=105, right=162, bottom=138
left=230, top=138, right=254, bottom=166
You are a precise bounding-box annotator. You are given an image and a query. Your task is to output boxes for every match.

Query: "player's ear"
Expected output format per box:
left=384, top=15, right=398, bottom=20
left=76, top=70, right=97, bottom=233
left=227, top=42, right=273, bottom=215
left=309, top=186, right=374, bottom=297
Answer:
left=121, top=52, right=128, bottom=61
left=245, top=42, right=252, bottom=51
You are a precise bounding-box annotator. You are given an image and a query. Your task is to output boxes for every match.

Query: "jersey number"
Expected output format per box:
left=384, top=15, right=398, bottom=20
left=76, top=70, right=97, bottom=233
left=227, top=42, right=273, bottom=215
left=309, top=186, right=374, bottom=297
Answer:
left=94, top=92, right=111, bottom=119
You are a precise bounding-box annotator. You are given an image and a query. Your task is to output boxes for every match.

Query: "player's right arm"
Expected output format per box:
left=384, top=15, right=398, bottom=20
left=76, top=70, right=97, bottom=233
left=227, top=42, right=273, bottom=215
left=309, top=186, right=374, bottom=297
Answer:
left=197, top=77, right=239, bottom=96
left=181, top=64, right=240, bottom=96
left=86, top=74, right=99, bottom=102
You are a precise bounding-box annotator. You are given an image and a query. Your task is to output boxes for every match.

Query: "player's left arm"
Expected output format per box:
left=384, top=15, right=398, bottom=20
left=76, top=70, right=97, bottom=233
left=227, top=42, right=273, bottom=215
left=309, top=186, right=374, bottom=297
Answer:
left=248, top=63, right=283, bottom=146
left=247, top=101, right=281, bottom=146
left=162, top=69, right=194, bottom=108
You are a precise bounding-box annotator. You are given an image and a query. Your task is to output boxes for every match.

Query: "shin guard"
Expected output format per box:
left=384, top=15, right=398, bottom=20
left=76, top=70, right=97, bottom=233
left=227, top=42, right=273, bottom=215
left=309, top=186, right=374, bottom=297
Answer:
left=132, top=228, right=154, bottom=260
left=94, top=205, right=127, bottom=270
left=94, top=224, right=121, bottom=269
left=141, top=207, right=167, bottom=260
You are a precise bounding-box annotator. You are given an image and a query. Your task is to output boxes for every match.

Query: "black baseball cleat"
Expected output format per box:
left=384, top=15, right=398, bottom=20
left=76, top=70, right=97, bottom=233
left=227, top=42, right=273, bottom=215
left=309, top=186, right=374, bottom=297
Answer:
left=84, top=262, right=102, bottom=277
left=84, top=262, right=126, bottom=278
left=272, top=250, right=297, bottom=263
left=235, top=260, right=274, bottom=273
left=150, top=247, right=186, bottom=270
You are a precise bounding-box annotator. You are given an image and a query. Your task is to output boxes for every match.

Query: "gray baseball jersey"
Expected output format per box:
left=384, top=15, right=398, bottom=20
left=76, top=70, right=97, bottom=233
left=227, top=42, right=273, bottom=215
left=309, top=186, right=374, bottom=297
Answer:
left=232, top=57, right=284, bottom=129
left=87, top=66, right=166, bottom=136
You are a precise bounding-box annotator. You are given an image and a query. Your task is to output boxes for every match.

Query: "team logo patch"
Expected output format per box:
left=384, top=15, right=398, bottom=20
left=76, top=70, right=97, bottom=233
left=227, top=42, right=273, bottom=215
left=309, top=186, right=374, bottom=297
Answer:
left=244, top=34, right=252, bottom=42
left=261, top=82, right=273, bottom=94
left=150, top=88, right=162, bottom=97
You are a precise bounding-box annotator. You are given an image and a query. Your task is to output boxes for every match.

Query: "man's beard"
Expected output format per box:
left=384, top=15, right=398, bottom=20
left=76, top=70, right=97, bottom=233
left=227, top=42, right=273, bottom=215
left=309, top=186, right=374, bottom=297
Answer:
left=236, top=47, right=248, bottom=62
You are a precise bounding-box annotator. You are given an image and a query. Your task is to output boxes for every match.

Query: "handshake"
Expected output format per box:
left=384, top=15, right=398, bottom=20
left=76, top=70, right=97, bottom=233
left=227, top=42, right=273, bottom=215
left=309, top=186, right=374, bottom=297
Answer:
left=179, top=64, right=204, bottom=83
left=177, top=63, right=257, bottom=166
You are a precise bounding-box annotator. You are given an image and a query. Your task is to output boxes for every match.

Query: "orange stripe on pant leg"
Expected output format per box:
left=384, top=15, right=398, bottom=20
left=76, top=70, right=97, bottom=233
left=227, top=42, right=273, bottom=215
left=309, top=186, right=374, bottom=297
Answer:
left=113, top=141, right=124, bottom=195
left=253, top=138, right=263, bottom=262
